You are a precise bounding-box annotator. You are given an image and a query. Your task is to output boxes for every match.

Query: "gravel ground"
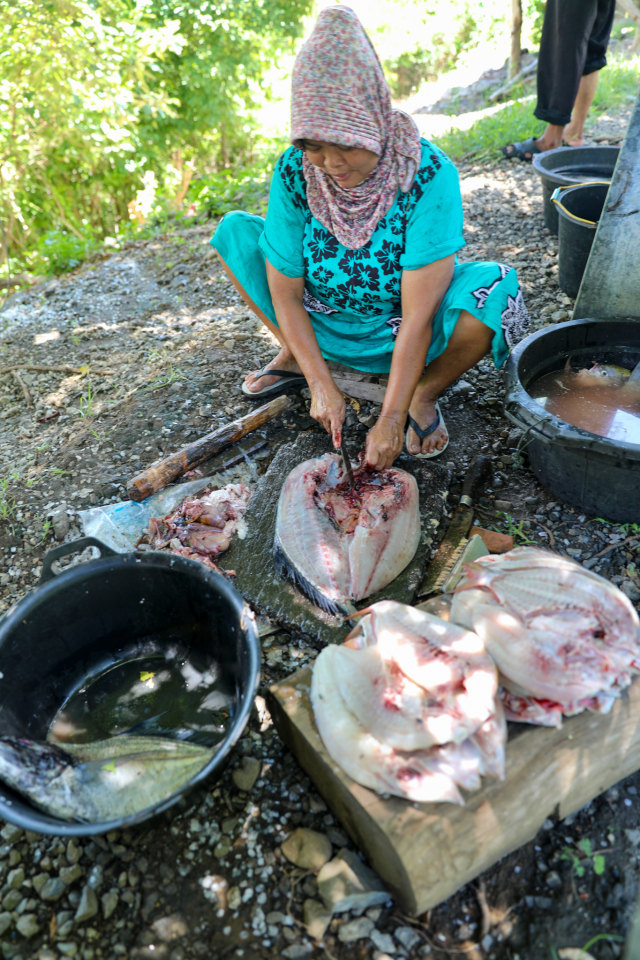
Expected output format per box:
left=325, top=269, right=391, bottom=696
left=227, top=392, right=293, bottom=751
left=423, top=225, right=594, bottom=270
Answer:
left=0, top=70, right=639, bottom=960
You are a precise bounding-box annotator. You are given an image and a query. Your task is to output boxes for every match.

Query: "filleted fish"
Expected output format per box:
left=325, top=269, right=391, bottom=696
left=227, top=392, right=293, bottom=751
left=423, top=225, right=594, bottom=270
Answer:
left=0, top=735, right=213, bottom=823
left=310, top=601, right=505, bottom=803
left=274, top=454, right=420, bottom=615
left=450, top=546, right=640, bottom=726
left=342, top=600, right=498, bottom=749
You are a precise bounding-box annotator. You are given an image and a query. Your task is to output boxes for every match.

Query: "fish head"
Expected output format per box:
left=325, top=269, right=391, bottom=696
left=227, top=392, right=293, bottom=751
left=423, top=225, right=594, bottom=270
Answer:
left=574, top=362, right=630, bottom=385
left=0, top=736, right=71, bottom=789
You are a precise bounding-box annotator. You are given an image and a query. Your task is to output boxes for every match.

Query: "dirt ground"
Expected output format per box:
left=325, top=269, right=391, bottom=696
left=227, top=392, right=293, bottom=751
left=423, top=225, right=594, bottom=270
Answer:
left=1, top=52, right=640, bottom=960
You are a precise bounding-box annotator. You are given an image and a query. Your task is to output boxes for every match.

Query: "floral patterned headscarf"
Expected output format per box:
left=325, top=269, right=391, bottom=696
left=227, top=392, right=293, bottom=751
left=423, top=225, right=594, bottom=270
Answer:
left=290, top=5, right=422, bottom=250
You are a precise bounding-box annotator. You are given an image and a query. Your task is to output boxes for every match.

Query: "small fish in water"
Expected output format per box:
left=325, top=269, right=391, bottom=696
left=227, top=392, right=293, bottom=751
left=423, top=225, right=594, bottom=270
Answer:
left=0, top=735, right=213, bottom=823
left=571, top=360, right=632, bottom=384
left=274, top=454, right=421, bottom=615
left=531, top=358, right=640, bottom=442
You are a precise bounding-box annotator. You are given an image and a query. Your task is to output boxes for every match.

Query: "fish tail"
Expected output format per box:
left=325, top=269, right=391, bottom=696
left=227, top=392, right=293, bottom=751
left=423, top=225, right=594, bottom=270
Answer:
left=273, top=536, right=352, bottom=618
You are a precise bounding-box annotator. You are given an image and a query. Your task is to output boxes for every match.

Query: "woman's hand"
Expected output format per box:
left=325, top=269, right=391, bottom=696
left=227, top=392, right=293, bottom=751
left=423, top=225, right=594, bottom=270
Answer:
left=364, top=413, right=405, bottom=470
left=309, top=379, right=346, bottom=448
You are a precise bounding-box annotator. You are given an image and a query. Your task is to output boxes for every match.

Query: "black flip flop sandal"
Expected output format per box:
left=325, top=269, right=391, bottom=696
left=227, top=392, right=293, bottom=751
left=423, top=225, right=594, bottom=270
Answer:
left=404, top=403, right=449, bottom=459
left=241, top=368, right=307, bottom=400
left=501, top=137, right=541, bottom=162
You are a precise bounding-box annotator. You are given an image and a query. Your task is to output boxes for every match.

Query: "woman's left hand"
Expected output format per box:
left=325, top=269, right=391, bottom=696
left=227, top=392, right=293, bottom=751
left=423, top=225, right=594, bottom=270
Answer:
left=364, top=414, right=405, bottom=470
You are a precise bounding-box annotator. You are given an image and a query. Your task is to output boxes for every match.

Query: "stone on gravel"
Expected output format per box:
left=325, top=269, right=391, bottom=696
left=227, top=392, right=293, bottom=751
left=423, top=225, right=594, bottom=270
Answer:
left=281, top=828, right=332, bottom=872
left=371, top=929, right=397, bottom=953
left=15, top=912, right=40, bottom=937
left=395, top=925, right=422, bottom=950
left=232, top=755, right=261, bottom=792
left=317, top=850, right=389, bottom=914
left=39, top=877, right=67, bottom=902
left=101, top=890, right=119, bottom=919
left=303, top=898, right=332, bottom=940
left=337, top=915, right=375, bottom=942
left=281, top=943, right=314, bottom=959
left=74, top=884, right=99, bottom=923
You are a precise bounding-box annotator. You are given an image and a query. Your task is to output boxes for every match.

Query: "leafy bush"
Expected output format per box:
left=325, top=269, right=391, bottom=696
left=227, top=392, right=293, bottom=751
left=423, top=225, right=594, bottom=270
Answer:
left=35, top=230, right=98, bottom=276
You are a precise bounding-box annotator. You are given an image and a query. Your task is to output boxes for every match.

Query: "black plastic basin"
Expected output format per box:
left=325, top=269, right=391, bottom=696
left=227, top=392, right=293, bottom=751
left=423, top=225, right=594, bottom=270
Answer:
left=503, top=318, right=640, bottom=522
left=532, top=145, right=619, bottom=233
left=0, top=539, right=261, bottom=835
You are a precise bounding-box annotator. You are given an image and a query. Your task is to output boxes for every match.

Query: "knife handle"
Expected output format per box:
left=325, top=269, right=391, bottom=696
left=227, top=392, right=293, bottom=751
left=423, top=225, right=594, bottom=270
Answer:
left=459, top=455, right=492, bottom=507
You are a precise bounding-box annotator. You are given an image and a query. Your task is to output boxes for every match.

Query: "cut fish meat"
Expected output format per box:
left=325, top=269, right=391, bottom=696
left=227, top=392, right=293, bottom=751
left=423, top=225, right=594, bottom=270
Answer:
left=310, top=601, right=504, bottom=803
left=342, top=601, right=498, bottom=748
left=140, top=483, right=251, bottom=570
left=312, top=644, right=464, bottom=804
left=274, top=454, right=420, bottom=615
left=450, top=546, right=640, bottom=724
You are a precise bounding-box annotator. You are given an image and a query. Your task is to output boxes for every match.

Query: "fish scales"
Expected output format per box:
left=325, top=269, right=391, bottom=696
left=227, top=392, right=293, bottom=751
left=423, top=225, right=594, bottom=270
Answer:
left=275, top=454, right=420, bottom=614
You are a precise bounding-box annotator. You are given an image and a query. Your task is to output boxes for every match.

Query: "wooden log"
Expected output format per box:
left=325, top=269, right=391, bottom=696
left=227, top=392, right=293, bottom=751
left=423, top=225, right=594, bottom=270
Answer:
left=126, top=394, right=293, bottom=502
left=510, top=0, right=522, bottom=79
left=268, top=662, right=640, bottom=916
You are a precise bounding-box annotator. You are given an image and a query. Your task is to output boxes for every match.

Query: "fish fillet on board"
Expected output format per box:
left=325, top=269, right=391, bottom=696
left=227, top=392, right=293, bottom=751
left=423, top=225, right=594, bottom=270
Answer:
left=310, top=601, right=505, bottom=802
left=450, top=546, right=640, bottom=723
left=311, top=644, right=466, bottom=804
left=338, top=602, right=498, bottom=749
left=274, top=454, right=421, bottom=615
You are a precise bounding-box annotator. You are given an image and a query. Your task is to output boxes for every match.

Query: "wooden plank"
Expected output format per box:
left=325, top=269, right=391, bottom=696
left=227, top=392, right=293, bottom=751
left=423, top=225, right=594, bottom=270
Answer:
left=331, top=377, right=387, bottom=403
left=267, top=663, right=640, bottom=916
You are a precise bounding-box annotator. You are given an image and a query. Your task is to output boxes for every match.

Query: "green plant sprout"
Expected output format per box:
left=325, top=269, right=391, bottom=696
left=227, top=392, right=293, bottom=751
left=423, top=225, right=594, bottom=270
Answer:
left=39, top=518, right=52, bottom=543
left=495, top=511, right=536, bottom=546
left=559, top=837, right=607, bottom=878
left=79, top=380, right=94, bottom=417
left=0, top=477, right=16, bottom=520
left=145, top=348, right=186, bottom=390
left=550, top=931, right=624, bottom=960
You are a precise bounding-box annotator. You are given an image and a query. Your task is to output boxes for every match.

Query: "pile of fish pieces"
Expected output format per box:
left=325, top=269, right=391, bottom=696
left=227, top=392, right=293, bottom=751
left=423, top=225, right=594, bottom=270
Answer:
left=275, top=453, right=421, bottom=616
left=450, top=546, right=640, bottom=728
left=139, top=482, right=252, bottom=569
left=311, top=600, right=505, bottom=804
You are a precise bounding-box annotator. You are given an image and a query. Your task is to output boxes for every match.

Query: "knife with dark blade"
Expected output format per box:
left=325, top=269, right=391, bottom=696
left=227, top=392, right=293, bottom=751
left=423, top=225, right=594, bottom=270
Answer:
left=339, top=436, right=355, bottom=487
left=415, top=454, right=492, bottom=601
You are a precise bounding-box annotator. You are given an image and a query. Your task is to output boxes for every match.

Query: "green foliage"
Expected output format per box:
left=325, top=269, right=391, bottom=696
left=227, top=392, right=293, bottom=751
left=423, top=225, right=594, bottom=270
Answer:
left=559, top=837, right=607, bottom=878
left=0, top=0, right=314, bottom=276
left=495, top=511, right=536, bottom=545
left=381, top=0, right=508, bottom=99
left=436, top=52, right=640, bottom=161
left=36, top=230, right=98, bottom=275
left=0, top=476, right=15, bottom=521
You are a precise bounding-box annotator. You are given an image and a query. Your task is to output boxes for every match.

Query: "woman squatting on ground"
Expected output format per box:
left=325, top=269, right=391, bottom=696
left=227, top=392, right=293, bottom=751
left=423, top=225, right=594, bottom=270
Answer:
left=211, top=6, right=530, bottom=468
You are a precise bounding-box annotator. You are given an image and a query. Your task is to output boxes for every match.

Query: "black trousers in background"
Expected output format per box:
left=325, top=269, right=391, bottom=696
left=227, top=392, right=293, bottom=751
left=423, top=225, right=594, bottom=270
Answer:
left=534, top=0, right=616, bottom=127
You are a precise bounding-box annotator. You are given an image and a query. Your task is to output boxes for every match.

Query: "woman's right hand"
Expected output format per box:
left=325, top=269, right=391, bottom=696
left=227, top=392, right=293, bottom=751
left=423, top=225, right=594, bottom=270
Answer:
left=308, top=379, right=346, bottom=448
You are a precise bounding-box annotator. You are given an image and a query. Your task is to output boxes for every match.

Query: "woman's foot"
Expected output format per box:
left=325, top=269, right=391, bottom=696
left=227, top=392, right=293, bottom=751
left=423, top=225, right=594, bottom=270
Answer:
left=242, top=348, right=302, bottom=394
left=561, top=124, right=585, bottom=147
left=406, top=392, right=448, bottom=457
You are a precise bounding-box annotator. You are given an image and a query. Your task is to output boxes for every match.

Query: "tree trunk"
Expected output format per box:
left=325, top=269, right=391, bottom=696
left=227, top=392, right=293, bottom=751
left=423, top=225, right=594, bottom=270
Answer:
left=616, top=0, right=640, bottom=50
left=510, top=0, right=523, bottom=79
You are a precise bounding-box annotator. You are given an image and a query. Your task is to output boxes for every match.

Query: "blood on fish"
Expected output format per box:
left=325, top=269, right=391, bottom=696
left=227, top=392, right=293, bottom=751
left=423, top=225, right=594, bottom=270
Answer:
left=275, top=455, right=420, bottom=614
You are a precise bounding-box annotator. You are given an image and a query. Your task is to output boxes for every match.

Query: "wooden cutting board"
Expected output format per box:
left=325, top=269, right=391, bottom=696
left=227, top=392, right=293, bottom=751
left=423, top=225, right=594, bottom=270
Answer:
left=220, top=431, right=452, bottom=647
left=267, top=660, right=640, bottom=916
